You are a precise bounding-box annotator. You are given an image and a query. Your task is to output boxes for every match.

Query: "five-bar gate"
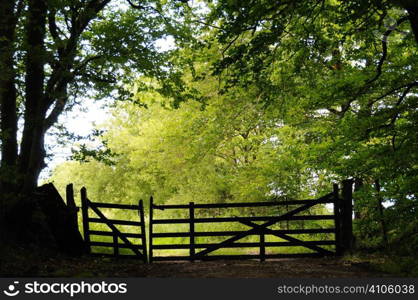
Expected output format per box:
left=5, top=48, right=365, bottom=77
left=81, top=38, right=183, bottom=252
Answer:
left=80, top=187, right=147, bottom=262
left=78, top=182, right=353, bottom=263
left=148, top=185, right=347, bottom=262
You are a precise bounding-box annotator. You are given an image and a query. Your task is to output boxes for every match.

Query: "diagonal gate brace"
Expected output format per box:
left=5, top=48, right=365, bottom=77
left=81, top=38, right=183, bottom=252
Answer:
left=238, top=219, right=334, bottom=256
left=194, top=194, right=332, bottom=259
left=88, top=200, right=144, bottom=258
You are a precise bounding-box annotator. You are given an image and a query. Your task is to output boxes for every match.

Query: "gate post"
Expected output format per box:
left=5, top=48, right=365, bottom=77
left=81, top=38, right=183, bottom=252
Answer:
left=113, top=233, right=119, bottom=257
left=189, top=202, right=195, bottom=262
left=333, top=183, right=342, bottom=255
left=80, top=187, right=91, bottom=254
left=259, top=232, right=265, bottom=262
left=341, top=180, right=354, bottom=253
left=139, top=199, right=148, bottom=263
left=66, top=184, right=79, bottom=231
left=149, top=196, right=154, bottom=263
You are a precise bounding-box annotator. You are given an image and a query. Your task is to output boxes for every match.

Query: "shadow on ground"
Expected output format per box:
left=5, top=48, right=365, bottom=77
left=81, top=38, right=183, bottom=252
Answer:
left=0, top=256, right=390, bottom=278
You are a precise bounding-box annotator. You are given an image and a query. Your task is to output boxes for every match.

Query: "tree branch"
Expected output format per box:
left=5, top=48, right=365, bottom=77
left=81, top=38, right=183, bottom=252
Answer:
left=126, top=0, right=144, bottom=9
left=366, top=81, right=418, bottom=134
left=44, top=96, right=68, bottom=131
left=366, top=16, right=409, bottom=85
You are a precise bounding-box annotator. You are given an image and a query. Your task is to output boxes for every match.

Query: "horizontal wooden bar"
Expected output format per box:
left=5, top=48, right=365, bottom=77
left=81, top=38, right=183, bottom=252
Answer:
left=89, top=241, right=144, bottom=249
left=89, top=230, right=143, bottom=238
left=88, top=218, right=142, bottom=226
left=152, top=228, right=335, bottom=238
left=153, top=194, right=334, bottom=210
left=89, top=202, right=140, bottom=210
left=153, top=241, right=336, bottom=249
left=151, top=252, right=327, bottom=261
left=153, top=215, right=335, bottom=224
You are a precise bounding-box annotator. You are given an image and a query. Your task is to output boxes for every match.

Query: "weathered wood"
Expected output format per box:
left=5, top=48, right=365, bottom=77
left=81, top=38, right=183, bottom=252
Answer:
left=87, top=217, right=142, bottom=226
left=79, top=187, right=148, bottom=260
left=81, top=187, right=91, bottom=254
left=152, top=241, right=335, bottom=249
left=149, top=196, right=154, bottom=263
left=88, top=202, right=141, bottom=210
left=189, top=202, right=195, bottom=262
left=66, top=184, right=79, bottom=235
left=88, top=200, right=143, bottom=257
left=148, top=188, right=339, bottom=262
left=152, top=228, right=335, bottom=238
left=153, top=195, right=334, bottom=210
left=113, top=234, right=119, bottom=257
left=66, top=184, right=75, bottom=208
left=259, top=232, right=265, bottom=262
left=89, top=241, right=142, bottom=249
left=153, top=215, right=334, bottom=224
left=193, top=200, right=321, bottom=258
left=139, top=199, right=148, bottom=263
left=239, top=219, right=334, bottom=256
left=89, top=230, right=142, bottom=238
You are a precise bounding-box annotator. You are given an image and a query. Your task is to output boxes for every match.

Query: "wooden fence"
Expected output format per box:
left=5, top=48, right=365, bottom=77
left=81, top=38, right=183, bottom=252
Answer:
left=148, top=182, right=354, bottom=262
left=80, top=187, right=147, bottom=262
left=74, top=181, right=353, bottom=263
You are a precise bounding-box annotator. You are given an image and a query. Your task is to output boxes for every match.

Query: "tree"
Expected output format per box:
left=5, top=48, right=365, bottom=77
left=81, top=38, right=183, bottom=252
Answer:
left=0, top=0, right=191, bottom=192
left=195, top=0, right=418, bottom=250
left=0, top=0, right=190, bottom=245
left=50, top=64, right=323, bottom=209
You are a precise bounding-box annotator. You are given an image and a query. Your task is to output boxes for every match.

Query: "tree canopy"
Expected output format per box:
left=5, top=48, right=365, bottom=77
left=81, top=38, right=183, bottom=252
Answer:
left=1, top=0, right=417, bottom=258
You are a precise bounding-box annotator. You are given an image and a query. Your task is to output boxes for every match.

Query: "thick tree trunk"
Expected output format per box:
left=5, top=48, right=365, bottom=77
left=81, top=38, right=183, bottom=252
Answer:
left=18, top=0, right=48, bottom=192
left=1, top=1, right=110, bottom=252
left=0, top=1, right=18, bottom=193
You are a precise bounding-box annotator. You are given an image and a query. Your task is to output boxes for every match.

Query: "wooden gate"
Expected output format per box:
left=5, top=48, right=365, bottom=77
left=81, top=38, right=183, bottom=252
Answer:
left=80, top=187, right=147, bottom=262
left=148, top=184, right=350, bottom=262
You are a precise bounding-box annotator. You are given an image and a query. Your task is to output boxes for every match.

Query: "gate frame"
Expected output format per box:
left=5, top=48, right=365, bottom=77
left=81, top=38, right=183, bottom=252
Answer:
left=80, top=187, right=148, bottom=263
left=148, top=183, right=352, bottom=263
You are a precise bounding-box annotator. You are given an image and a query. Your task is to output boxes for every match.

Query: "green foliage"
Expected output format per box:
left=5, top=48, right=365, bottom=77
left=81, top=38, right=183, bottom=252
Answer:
left=49, top=0, right=418, bottom=259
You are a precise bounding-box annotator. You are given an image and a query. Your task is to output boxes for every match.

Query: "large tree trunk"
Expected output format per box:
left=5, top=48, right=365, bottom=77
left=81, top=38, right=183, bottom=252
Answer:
left=18, top=0, right=48, bottom=192
left=0, top=0, right=50, bottom=249
left=1, top=1, right=111, bottom=252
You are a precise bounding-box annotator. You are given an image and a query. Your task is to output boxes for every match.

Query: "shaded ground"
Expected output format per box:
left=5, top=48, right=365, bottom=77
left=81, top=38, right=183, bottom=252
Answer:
left=1, top=255, right=390, bottom=278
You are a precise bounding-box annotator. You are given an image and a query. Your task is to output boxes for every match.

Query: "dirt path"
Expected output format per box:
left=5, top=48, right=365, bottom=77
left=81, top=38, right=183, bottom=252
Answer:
left=1, top=256, right=389, bottom=277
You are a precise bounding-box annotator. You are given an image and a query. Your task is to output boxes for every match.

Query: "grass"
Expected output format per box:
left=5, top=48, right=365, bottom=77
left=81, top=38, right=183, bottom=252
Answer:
left=343, top=252, right=418, bottom=277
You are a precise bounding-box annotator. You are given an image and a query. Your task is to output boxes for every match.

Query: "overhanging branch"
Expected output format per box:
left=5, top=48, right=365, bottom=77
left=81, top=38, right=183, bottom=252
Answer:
left=367, top=16, right=409, bottom=85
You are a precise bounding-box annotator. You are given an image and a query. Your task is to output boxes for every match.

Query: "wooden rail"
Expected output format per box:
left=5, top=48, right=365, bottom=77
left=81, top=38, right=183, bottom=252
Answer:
left=148, top=188, right=344, bottom=262
left=80, top=187, right=147, bottom=262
